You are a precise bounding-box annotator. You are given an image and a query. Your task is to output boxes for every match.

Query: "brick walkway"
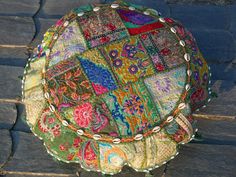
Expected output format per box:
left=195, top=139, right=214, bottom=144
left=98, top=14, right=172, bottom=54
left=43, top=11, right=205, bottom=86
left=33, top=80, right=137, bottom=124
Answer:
left=0, top=0, right=235, bottom=177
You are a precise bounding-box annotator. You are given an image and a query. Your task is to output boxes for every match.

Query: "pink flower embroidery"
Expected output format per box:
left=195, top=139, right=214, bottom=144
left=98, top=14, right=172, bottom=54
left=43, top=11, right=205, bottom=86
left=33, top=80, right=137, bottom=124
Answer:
left=74, top=102, right=93, bottom=128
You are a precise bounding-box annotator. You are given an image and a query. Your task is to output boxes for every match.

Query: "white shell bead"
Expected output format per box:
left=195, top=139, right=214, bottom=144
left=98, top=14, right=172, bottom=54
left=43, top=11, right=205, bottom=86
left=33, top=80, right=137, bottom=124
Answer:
left=143, top=11, right=150, bottom=15
left=208, top=98, right=211, bottom=102
left=53, top=34, right=58, bottom=40
left=134, top=134, right=143, bottom=140
left=178, top=103, right=186, bottom=110
left=170, top=27, right=176, bottom=33
left=167, top=116, right=174, bottom=122
left=49, top=104, right=55, bottom=112
left=187, top=70, right=192, bottom=76
left=152, top=126, right=161, bottom=133
left=44, top=92, right=50, bottom=99
left=45, top=49, right=50, bottom=56
left=111, top=4, right=119, bottom=8
left=112, top=138, right=121, bottom=144
left=129, top=6, right=135, bottom=11
left=184, top=53, right=191, bottom=61
left=77, top=129, right=84, bottom=135
left=77, top=12, right=84, bottom=17
left=185, top=84, right=190, bottom=91
left=62, top=120, right=69, bottom=126
left=41, top=79, right=46, bottom=85
left=63, top=21, right=69, bottom=27
left=179, top=40, right=185, bottom=47
left=159, top=17, right=165, bottom=23
left=93, top=134, right=101, bottom=140
left=93, top=7, right=100, bottom=12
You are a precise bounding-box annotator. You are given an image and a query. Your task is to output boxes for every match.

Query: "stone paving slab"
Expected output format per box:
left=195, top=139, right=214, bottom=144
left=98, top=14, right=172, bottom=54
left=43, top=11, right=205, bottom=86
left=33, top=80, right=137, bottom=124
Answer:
left=38, top=0, right=104, bottom=18
left=0, top=130, right=12, bottom=167
left=170, top=5, right=231, bottom=30
left=198, top=80, right=236, bottom=117
left=0, top=103, right=17, bottom=129
left=197, top=119, right=236, bottom=143
left=3, top=131, right=79, bottom=174
left=209, top=63, right=236, bottom=81
left=0, top=47, right=28, bottom=67
left=165, top=143, right=236, bottom=177
left=0, top=16, right=35, bottom=45
left=30, top=18, right=57, bottom=48
left=189, top=29, right=235, bottom=63
left=0, top=65, right=23, bottom=100
left=0, top=0, right=40, bottom=17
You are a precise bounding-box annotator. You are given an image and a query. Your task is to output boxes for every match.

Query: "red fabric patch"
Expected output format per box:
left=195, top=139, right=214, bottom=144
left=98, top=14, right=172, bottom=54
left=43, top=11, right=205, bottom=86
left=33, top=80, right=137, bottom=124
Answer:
left=128, top=22, right=164, bottom=35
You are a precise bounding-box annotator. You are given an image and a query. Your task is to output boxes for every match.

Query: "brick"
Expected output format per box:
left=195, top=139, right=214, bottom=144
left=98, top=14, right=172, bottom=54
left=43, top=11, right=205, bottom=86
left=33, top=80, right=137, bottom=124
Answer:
left=170, top=5, right=231, bottom=30
left=0, top=103, right=17, bottom=129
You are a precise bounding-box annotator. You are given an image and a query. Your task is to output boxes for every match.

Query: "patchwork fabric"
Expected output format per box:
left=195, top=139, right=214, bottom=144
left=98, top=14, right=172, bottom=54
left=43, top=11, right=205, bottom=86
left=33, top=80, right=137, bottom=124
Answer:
left=140, top=31, right=166, bottom=71
left=47, top=59, right=94, bottom=107
left=102, top=81, right=160, bottom=136
left=117, top=8, right=164, bottom=35
left=23, top=1, right=211, bottom=176
left=77, top=49, right=118, bottom=95
left=49, top=21, right=87, bottom=67
left=101, top=37, right=156, bottom=85
left=144, top=66, right=186, bottom=118
left=150, top=28, right=185, bottom=68
left=78, top=8, right=128, bottom=48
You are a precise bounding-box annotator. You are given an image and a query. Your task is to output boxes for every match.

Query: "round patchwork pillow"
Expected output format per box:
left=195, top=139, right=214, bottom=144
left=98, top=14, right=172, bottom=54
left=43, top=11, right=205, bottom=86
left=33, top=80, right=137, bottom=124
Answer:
left=22, top=1, right=211, bottom=176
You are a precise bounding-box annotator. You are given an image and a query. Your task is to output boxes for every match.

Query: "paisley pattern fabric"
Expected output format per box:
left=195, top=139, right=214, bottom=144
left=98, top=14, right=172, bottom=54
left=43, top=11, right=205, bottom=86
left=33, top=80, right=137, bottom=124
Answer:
left=22, top=1, right=211, bottom=175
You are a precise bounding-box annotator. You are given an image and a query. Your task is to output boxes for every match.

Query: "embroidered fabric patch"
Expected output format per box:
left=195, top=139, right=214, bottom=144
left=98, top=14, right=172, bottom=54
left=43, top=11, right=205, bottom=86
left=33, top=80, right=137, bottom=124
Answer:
left=144, top=66, right=186, bottom=118
left=49, top=21, right=87, bottom=67
left=77, top=49, right=118, bottom=95
left=101, top=37, right=156, bottom=85
left=78, top=8, right=129, bottom=48
left=102, top=81, right=160, bottom=136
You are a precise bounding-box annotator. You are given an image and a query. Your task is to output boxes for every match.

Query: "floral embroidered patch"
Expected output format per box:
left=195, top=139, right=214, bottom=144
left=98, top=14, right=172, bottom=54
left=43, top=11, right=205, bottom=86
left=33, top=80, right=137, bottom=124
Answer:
left=102, top=81, right=160, bottom=136
left=77, top=49, right=118, bottom=95
left=77, top=8, right=128, bottom=48
left=49, top=21, right=87, bottom=67
left=100, top=37, right=156, bottom=85
left=47, top=60, right=94, bottom=106
left=144, top=66, right=186, bottom=118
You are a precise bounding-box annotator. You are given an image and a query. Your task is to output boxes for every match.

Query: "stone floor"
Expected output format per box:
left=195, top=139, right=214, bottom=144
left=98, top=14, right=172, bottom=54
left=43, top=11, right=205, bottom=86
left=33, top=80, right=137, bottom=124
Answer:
left=0, top=0, right=236, bottom=177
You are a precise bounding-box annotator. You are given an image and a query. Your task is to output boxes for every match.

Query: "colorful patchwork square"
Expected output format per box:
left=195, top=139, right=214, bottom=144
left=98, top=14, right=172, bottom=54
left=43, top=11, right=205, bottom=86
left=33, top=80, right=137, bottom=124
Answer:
left=144, top=66, right=186, bottom=118
left=77, top=49, right=118, bottom=95
left=150, top=29, right=185, bottom=68
left=100, top=37, right=156, bottom=85
left=47, top=59, right=94, bottom=106
left=102, top=81, right=160, bottom=136
left=140, top=32, right=166, bottom=71
left=77, top=8, right=128, bottom=48
left=49, top=21, right=87, bottom=67
left=57, top=98, right=120, bottom=136
left=116, top=8, right=164, bottom=35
